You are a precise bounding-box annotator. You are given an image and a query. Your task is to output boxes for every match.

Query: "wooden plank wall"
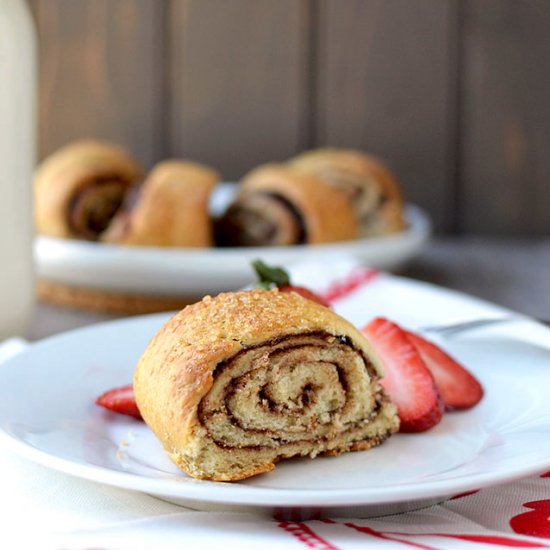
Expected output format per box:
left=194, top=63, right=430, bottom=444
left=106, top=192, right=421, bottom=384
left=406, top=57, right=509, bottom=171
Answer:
left=30, top=0, right=164, bottom=167
left=168, top=0, right=311, bottom=177
left=29, top=0, right=550, bottom=235
left=460, top=0, right=550, bottom=235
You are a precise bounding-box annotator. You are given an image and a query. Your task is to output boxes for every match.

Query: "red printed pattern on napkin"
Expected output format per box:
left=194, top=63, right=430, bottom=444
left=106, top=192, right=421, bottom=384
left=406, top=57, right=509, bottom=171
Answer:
left=510, top=471, right=550, bottom=539
left=323, top=520, right=548, bottom=548
left=278, top=516, right=550, bottom=549
left=511, top=501, right=550, bottom=539
left=277, top=521, right=337, bottom=550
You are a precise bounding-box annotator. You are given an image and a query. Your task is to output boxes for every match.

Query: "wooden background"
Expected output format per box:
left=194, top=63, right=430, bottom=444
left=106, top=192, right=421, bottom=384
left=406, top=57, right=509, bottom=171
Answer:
left=28, top=0, right=550, bottom=235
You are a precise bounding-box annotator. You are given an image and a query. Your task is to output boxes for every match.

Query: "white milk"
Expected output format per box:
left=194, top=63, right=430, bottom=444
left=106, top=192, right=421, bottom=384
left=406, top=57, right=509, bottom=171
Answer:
left=0, top=0, right=36, bottom=338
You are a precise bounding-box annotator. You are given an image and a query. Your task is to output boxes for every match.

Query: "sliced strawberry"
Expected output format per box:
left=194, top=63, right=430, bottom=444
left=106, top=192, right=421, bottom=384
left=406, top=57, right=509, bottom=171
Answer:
left=96, top=384, right=142, bottom=420
left=362, top=318, right=444, bottom=432
left=406, top=331, right=484, bottom=410
left=279, top=285, right=331, bottom=307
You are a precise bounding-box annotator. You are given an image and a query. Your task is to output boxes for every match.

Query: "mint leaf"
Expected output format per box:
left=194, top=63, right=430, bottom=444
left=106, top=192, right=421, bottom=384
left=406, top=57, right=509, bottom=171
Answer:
left=252, top=260, right=291, bottom=289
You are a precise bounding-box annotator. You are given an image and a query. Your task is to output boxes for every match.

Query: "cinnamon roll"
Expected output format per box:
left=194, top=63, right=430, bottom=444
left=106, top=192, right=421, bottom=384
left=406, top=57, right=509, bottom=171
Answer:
left=102, top=160, right=219, bottom=247
left=34, top=140, right=143, bottom=240
left=215, top=164, right=360, bottom=246
left=133, top=289, right=399, bottom=481
left=288, top=148, right=406, bottom=236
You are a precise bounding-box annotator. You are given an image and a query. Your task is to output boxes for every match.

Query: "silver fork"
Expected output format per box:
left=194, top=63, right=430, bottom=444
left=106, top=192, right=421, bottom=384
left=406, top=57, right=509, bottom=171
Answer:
left=418, top=315, right=526, bottom=337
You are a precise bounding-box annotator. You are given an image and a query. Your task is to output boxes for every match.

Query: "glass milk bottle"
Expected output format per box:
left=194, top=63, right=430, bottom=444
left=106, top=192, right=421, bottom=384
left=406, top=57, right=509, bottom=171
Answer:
left=0, top=0, right=36, bottom=339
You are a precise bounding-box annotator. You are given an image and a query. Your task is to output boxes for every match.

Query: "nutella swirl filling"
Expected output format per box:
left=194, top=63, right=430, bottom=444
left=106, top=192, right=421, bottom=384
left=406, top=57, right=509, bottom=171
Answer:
left=67, top=176, right=135, bottom=240
left=198, top=332, right=388, bottom=451
left=99, top=180, right=144, bottom=243
left=215, top=192, right=306, bottom=247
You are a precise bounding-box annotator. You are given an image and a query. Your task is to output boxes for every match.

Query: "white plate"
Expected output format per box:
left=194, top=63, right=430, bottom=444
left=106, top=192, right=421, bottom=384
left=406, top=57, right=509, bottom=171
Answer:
left=1, top=269, right=549, bottom=517
left=34, top=184, right=431, bottom=296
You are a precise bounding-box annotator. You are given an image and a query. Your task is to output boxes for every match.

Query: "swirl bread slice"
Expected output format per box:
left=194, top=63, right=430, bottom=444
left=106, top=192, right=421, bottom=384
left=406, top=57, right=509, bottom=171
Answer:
left=134, top=289, right=399, bottom=481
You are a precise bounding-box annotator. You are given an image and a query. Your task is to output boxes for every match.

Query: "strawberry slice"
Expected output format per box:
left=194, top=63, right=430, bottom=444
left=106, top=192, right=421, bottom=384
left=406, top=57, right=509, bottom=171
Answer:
left=96, top=384, right=142, bottom=420
left=406, top=331, right=483, bottom=410
left=362, top=318, right=444, bottom=432
left=252, top=259, right=330, bottom=307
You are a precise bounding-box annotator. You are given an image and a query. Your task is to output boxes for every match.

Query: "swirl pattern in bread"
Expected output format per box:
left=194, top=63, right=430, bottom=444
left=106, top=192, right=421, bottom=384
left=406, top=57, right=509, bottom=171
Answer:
left=34, top=140, right=143, bottom=240
left=215, top=164, right=360, bottom=247
left=288, top=148, right=406, bottom=236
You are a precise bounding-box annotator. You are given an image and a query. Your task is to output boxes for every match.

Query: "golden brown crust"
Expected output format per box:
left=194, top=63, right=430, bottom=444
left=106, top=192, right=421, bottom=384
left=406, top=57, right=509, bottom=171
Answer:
left=102, top=160, right=219, bottom=247
left=234, top=164, right=360, bottom=244
left=288, top=148, right=406, bottom=235
left=133, top=290, right=397, bottom=481
left=34, top=140, right=143, bottom=239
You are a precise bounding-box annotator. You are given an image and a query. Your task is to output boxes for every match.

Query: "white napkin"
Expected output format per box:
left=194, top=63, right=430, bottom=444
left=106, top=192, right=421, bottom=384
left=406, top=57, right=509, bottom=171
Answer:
left=1, top=263, right=549, bottom=549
